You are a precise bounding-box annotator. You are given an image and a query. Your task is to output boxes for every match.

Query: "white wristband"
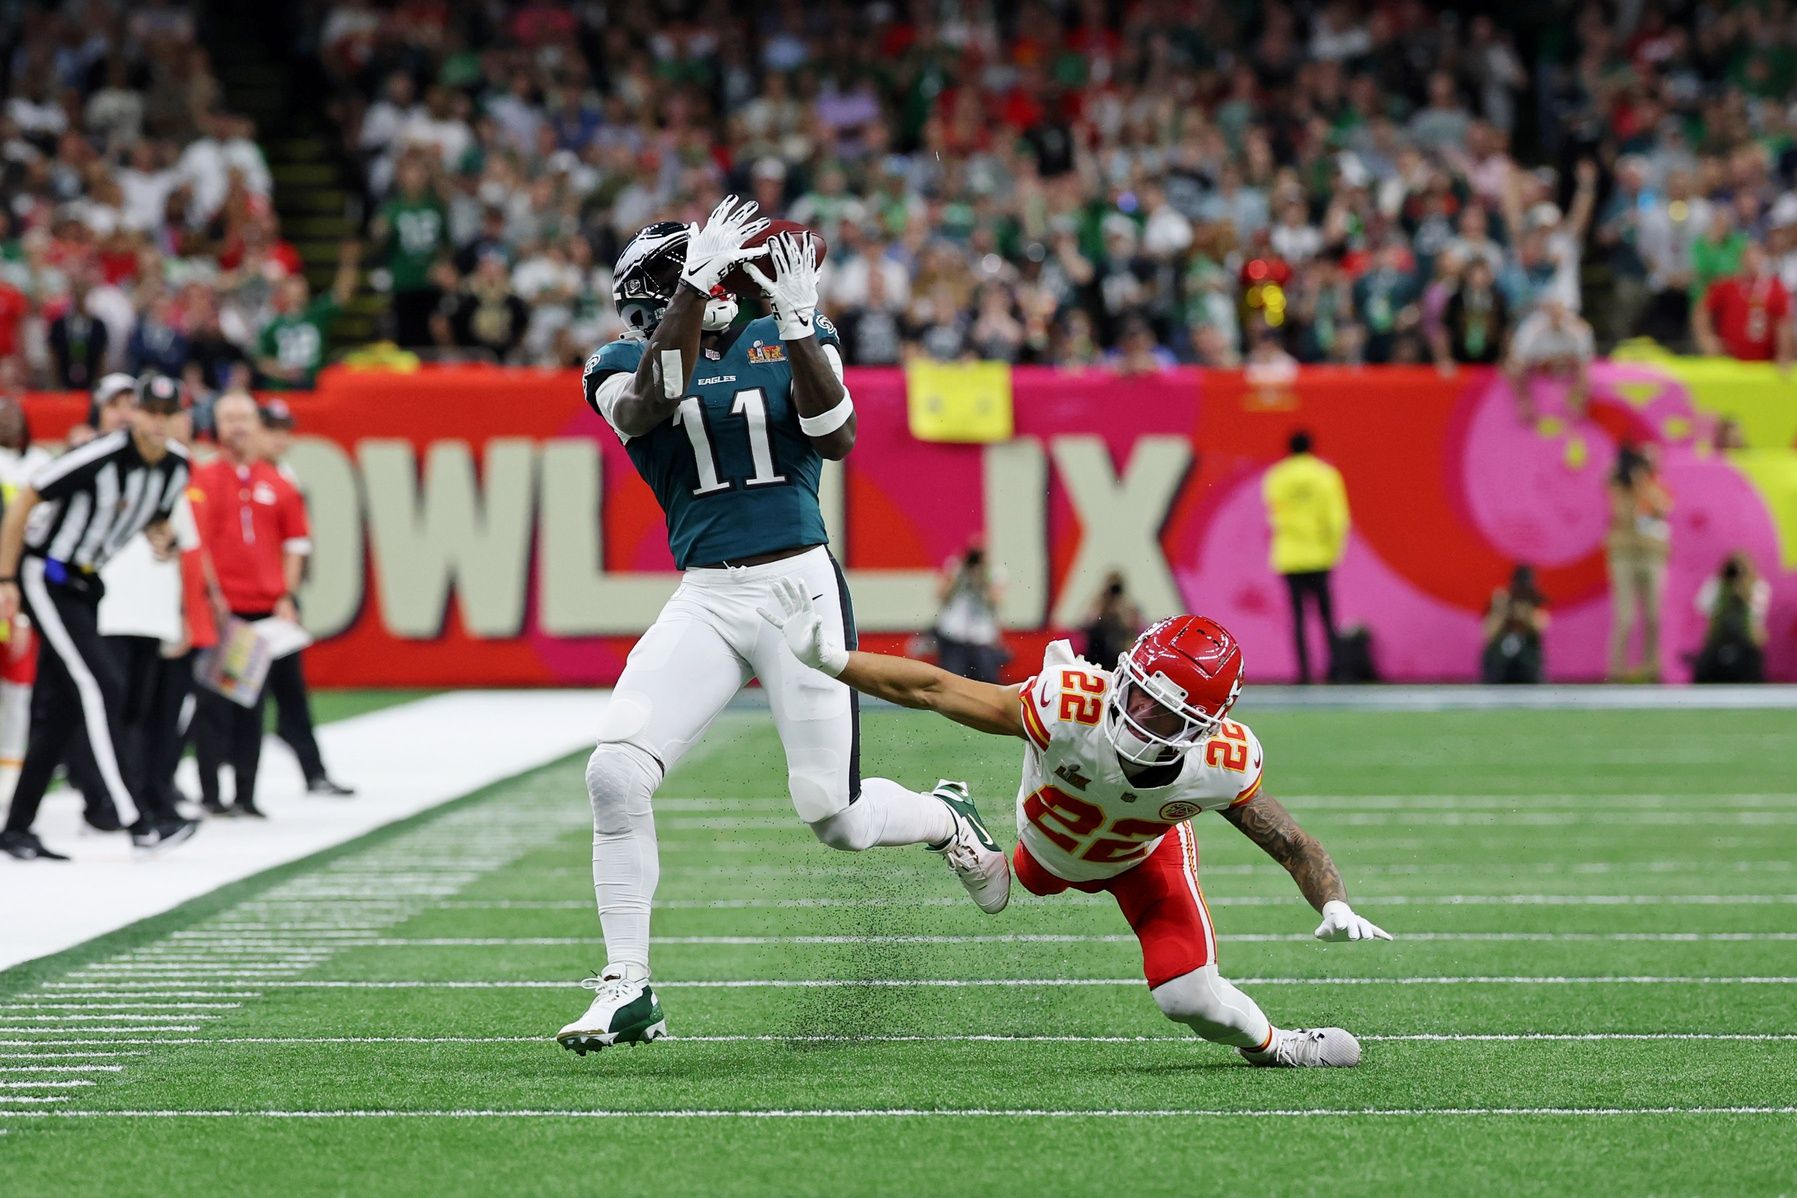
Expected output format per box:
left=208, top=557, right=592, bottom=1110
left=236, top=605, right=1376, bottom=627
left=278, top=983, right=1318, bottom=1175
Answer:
left=816, top=641, right=851, bottom=677
left=775, top=313, right=815, bottom=342
left=798, top=395, right=854, bottom=437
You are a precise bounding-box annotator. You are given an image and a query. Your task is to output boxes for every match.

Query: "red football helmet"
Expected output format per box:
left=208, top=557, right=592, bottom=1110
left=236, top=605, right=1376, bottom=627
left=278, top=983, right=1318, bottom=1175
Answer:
left=1103, top=615, right=1245, bottom=766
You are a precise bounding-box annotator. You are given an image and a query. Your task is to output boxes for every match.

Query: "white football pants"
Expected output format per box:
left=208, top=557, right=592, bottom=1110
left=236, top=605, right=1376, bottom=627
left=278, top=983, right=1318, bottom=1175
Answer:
left=587, top=546, right=953, bottom=976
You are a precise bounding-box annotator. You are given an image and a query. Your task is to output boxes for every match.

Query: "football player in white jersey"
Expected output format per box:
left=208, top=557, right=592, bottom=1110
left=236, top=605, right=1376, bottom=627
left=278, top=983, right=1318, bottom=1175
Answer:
left=761, top=580, right=1391, bottom=1067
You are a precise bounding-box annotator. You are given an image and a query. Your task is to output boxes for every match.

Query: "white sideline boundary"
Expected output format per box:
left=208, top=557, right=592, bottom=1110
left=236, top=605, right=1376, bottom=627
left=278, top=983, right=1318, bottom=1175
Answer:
left=0, top=690, right=602, bottom=973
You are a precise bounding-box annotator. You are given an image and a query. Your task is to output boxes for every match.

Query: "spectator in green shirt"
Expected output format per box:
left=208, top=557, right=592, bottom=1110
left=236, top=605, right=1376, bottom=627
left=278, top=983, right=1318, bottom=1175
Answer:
left=255, top=242, right=359, bottom=390
left=370, top=156, right=449, bottom=348
left=1690, top=207, right=1749, bottom=304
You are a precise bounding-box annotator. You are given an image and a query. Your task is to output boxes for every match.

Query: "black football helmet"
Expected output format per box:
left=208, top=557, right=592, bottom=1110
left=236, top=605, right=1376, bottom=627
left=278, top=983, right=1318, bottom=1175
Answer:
left=611, top=221, right=689, bottom=336
left=612, top=219, right=745, bottom=336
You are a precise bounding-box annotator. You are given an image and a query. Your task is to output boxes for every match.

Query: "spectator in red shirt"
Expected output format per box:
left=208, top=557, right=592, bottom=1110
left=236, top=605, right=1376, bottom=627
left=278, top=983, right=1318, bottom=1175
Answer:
left=1694, top=244, right=1793, bottom=368
left=0, top=280, right=27, bottom=364
left=190, top=391, right=310, bottom=818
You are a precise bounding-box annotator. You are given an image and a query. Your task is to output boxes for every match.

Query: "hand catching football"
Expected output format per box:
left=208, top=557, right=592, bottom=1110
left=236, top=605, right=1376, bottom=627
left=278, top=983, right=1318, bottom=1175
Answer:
left=742, top=231, right=823, bottom=341
left=721, top=219, right=828, bottom=301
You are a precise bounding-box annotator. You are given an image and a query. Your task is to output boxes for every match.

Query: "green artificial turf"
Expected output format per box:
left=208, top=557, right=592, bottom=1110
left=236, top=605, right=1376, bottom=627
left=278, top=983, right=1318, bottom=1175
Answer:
left=2, top=704, right=1794, bottom=1196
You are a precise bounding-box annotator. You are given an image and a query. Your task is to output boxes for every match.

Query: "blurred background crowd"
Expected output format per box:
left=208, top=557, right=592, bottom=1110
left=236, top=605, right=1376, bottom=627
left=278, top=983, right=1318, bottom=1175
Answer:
left=2, top=0, right=1797, bottom=395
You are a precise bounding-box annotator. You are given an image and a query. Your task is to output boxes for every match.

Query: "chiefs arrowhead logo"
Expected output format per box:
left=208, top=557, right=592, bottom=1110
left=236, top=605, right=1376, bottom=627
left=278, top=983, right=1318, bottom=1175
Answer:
left=1158, top=800, right=1202, bottom=821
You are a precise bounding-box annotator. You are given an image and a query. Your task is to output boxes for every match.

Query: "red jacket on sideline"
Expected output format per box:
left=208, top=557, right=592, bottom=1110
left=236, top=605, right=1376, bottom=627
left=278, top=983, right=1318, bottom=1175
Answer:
left=191, top=457, right=311, bottom=614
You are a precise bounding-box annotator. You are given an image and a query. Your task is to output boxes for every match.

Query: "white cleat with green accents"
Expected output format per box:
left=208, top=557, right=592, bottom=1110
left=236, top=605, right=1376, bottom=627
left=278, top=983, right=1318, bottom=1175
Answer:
left=929, top=779, right=1011, bottom=914
left=556, top=967, right=667, bottom=1055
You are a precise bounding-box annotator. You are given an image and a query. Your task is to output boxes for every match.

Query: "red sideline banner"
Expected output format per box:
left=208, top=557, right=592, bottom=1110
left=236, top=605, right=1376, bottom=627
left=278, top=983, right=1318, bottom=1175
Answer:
left=21, top=360, right=1797, bottom=685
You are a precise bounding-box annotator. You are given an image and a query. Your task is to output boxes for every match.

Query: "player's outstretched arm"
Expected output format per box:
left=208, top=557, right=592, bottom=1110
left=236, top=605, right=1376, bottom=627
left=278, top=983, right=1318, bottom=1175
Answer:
left=612, top=196, right=769, bottom=437
left=1220, top=791, right=1391, bottom=942
left=757, top=577, right=1022, bottom=737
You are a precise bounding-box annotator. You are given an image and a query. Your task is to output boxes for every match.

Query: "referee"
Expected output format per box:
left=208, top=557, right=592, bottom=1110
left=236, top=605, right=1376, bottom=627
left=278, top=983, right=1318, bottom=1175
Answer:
left=0, top=374, right=198, bottom=861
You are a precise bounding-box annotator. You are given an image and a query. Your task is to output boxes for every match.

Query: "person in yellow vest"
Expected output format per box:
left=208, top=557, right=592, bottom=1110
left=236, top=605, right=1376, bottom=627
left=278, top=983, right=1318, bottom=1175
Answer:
left=1262, top=430, right=1351, bottom=683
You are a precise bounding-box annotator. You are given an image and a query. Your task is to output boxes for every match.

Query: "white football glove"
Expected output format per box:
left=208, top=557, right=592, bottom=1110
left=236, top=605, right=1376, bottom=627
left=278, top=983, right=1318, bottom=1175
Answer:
left=741, top=231, right=820, bottom=341
left=756, top=576, right=850, bottom=677
left=680, top=195, right=770, bottom=298
left=1314, top=900, right=1392, bottom=943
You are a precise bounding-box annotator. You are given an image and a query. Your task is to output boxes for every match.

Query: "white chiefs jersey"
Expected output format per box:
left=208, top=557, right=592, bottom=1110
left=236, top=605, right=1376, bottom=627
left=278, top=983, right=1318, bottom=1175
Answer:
left=1014, top=640, right=1264, bottom=884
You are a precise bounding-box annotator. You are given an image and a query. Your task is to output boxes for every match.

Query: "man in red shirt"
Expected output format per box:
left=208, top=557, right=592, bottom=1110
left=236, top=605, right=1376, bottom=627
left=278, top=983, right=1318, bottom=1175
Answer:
left=190, top=391, right=311, bottom=817
left=0, top=279, right=27, bottom=363
left=1694, top=243, right=1794, bottom=367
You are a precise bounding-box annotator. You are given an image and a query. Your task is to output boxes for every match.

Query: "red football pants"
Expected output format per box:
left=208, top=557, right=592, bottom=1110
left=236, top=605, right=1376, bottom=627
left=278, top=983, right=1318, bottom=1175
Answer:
left=1012, top=821, right=1217, bottom=989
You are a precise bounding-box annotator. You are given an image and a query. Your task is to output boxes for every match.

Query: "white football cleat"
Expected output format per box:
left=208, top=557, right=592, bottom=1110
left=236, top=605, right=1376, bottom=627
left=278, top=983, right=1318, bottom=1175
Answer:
left=1241, top=1027, right=1362, bottom=1068
left=929, top=780, right=1010, bottom=914
left=555, top=966, right=667, bottom=1055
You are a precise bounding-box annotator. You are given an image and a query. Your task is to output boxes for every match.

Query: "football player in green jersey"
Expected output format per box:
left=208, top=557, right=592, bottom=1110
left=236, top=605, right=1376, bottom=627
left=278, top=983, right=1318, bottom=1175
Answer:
left=556, top=198, right=1009, bottom=1054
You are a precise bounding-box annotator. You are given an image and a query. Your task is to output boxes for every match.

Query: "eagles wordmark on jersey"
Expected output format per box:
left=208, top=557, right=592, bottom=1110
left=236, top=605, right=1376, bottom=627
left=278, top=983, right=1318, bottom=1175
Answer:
left=582, top=313, right=843, bottom=569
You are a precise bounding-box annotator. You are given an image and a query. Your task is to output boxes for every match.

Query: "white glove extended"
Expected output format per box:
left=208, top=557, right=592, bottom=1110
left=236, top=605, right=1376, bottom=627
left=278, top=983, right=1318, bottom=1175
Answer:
left=680, top=195, right=770, bottom=298
left=741, top=231, right=820, bottom=341
left=1314, top=900, right=1392, bottom=943
left=756, top=576, right=850, bottom=677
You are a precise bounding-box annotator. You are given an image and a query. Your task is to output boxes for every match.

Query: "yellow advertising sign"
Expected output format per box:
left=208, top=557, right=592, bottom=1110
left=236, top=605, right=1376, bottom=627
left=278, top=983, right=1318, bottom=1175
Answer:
left=904, top=360, right=1014, bottom=443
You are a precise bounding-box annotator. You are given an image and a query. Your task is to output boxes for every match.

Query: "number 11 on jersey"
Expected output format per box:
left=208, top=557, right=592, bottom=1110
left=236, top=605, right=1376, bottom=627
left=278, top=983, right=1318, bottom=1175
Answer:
left=677, top=390, right=786, bottom=496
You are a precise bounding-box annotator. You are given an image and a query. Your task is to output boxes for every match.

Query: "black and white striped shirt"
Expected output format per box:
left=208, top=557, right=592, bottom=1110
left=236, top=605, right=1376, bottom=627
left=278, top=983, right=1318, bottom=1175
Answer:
left=24, top=431, right=191, bottom=572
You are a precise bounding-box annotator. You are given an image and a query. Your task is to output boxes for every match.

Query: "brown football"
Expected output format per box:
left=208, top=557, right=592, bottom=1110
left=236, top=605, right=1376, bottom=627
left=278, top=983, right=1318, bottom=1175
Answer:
left=723, top=219, right=828, bottom=300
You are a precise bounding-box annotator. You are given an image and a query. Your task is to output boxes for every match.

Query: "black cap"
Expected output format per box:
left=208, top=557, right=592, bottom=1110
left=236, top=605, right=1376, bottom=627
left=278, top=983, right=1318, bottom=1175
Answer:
left=259, top=398, right=296, bottom=430
left=136, top=374, right=188, bottom=413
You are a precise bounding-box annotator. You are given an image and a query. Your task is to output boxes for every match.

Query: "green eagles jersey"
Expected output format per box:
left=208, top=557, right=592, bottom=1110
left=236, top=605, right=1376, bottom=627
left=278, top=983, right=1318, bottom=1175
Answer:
left=583, top=315, right=842, bottom=569
left=381, top=196, right=448, bottom=292
left=258, top=296, right=339, bottom=389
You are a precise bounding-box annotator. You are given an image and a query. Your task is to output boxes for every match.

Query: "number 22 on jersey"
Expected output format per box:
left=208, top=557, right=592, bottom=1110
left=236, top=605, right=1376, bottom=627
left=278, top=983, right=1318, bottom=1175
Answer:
left=677, top=390, right=785, bottom=496
left=1056, top=669, right=1105, bottom=725
left=1023, top=784, right=1167, bottom=866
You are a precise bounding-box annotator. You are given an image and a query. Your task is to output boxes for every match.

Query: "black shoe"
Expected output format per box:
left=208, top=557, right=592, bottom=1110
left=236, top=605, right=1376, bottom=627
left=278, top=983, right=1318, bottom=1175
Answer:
left=152, top=818, right=199, bottom=852
left=1, top=829, right=70, bottom=861
left=200, top=795, right=231, bottom=816
left=232, top=802, right=268, bottom=819
left=83, top=806, right=123, bottom=833
left=306, top=776, right=356, bottom=797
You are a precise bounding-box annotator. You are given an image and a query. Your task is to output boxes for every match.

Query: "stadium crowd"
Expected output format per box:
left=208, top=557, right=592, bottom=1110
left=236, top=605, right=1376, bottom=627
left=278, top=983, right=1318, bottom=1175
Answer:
left=0, top=1, right=1794, bottom=385
left=314, top=0, right=1797, bottom=372
left=0, top=3, right=298, bottom=408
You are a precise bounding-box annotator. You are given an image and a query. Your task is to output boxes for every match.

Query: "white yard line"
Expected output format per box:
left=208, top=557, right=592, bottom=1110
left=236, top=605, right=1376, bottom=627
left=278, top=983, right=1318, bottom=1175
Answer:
left=0, top=690, right=603, bottom=973
left=647, top=793, right=1797, bottom=813
left=651, top=810, right=1797, bottom=830
left=4, top=1033, right=1793, bottom=1050
left=613, top=894, right=1797, bottom=910
left=5, top=1105, right=1795, bottom=1120
left=31, top=976, right=1797, bottom=991
left=0, top=1000, right=242, bottom=1008
left=0, top=1024, right=205, bottom=1033
left=227, top=932, right=1797, bottom=947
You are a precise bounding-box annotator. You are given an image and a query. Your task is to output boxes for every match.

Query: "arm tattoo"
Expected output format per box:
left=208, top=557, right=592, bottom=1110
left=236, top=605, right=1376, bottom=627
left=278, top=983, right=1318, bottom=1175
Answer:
left=1221, top=792, right=1347, bottom=913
